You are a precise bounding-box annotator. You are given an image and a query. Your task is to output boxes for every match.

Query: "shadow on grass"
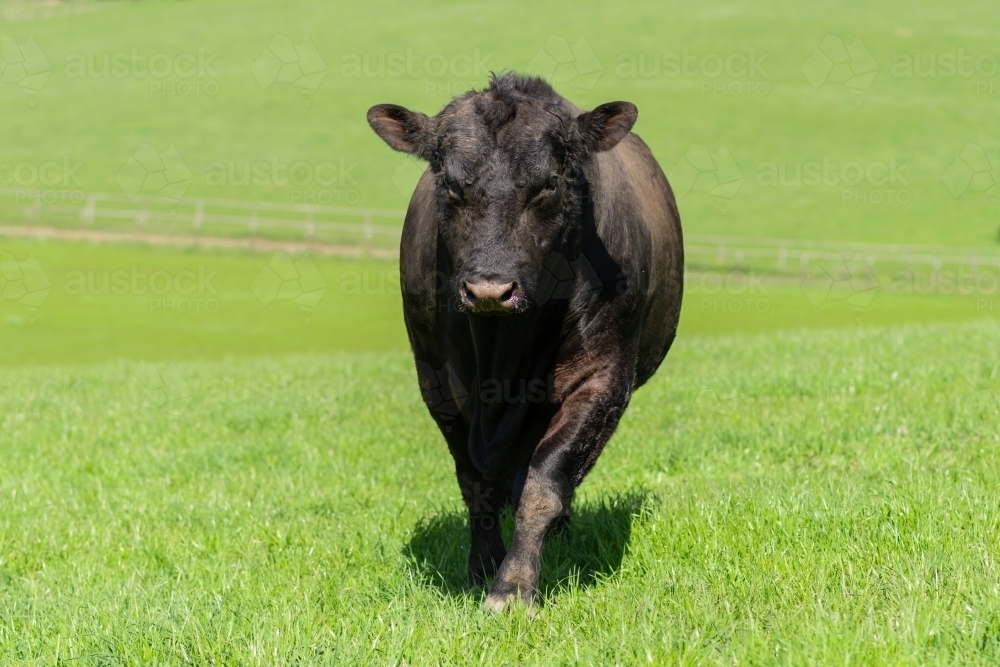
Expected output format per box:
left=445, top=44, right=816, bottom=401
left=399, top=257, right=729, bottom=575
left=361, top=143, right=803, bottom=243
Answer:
left=403, top=490, right=654, bottom=598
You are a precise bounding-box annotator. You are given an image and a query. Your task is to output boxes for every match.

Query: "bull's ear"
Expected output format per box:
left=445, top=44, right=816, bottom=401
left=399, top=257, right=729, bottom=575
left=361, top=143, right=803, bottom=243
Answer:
left=577, top=101, right=638, bottom=153
left=367, top=104, right=432, bottom=157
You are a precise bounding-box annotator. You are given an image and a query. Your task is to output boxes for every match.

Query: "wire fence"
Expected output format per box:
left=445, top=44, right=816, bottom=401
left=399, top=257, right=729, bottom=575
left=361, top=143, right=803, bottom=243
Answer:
left=0, top=188, right=403, bottom=253
left=3, top=189, right=1000, bottom=280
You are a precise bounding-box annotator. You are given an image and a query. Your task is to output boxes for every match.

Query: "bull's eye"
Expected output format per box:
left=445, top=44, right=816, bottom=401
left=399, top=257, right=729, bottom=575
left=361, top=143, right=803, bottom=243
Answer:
left=545, top=175, right=559, bottom=191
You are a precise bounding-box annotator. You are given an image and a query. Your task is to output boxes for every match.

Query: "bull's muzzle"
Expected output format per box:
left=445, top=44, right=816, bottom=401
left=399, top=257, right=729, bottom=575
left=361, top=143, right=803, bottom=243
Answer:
left=459, top=278, right=522, bottom=314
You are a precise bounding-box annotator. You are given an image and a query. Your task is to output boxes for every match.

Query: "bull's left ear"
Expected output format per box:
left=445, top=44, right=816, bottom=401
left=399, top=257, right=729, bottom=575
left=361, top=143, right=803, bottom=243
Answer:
left=577, top=102, right=638, bottom=153
left=367, top=104, right=433, bottom=159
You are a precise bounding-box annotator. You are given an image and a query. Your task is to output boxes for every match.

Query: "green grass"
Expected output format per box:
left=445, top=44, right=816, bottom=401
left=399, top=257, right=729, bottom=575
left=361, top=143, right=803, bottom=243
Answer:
left=3, top=236, right=999, bottom=367
left=2, top=0, right=1000, bottom=245
left=4, top=0, right=1000, bottom=663
left=0, top=237, right=407, bottom=366
left=2, top=321, right=1000, bottom=665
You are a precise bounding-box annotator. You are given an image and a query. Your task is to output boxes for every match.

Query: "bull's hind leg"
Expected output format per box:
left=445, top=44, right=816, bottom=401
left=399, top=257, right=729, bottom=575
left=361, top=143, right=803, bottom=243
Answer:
left=483, top=370, right=630, bottom=611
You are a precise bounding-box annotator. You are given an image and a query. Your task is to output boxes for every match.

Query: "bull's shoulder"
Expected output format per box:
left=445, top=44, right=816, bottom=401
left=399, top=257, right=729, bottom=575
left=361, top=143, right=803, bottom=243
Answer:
left=400, top=168, right=438, bottom=296
left=399, top=168, right=440, bottom=342
left=581, top=132, right=684, bottom=384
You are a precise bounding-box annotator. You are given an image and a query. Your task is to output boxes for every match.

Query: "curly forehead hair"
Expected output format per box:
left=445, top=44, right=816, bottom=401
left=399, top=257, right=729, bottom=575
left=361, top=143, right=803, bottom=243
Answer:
left=467, top=72, right=565, bottom=135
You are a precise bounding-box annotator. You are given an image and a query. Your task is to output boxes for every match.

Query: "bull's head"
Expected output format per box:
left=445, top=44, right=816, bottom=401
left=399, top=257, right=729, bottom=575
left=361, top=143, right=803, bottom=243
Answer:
left=368, top=73, right=636, bottom=315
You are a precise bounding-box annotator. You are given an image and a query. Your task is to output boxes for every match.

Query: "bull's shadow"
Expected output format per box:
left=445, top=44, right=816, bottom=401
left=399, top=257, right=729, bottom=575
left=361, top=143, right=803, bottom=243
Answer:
left=403, top=490, right=653, bottom=598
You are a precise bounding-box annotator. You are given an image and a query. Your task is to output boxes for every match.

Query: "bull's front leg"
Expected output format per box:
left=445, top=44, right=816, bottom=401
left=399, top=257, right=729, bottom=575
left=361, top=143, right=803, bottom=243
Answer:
left=456, top=464, right=508, bottom=586
left=430, top=415, right=508, bottom=586
left=415, top=359, right=508, bottom=586
left=483, top=368, right=631, bottom=611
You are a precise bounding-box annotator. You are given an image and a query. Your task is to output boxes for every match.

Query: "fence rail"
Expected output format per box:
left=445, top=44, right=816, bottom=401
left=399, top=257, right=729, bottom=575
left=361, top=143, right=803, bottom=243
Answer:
left=2, top=189, right=1000, bottom=270
left=0, top=188, right=405, bottom=247
left=684, top=236, right=1000, bottom=276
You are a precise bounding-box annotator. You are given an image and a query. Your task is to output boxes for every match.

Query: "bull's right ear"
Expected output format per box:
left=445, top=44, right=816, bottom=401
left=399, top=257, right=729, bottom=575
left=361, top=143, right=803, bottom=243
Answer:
left=577, top=101, right=638, bottom=153
left=367, top=104, right=432, bottom=157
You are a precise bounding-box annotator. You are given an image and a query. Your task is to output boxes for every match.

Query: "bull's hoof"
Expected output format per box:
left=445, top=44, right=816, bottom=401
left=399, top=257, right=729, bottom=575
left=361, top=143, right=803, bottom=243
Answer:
left=482, top=581, right=537, bottom=614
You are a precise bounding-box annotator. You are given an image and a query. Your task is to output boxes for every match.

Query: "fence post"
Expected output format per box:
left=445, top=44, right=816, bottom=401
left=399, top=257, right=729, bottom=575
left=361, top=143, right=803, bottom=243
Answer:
left=363, top=211, right=373, bottom=255
left=81, top=194, right=97, bottom=225
left=23, top=200, right=41, bottom=222
left=193, top=201, right=203, bottom=235
left=866, top=255, right=876, bottom=284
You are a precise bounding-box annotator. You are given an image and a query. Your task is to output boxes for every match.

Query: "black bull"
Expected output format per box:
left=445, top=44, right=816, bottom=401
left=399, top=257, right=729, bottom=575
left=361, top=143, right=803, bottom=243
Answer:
left=368, top=73, right=683, bottom=610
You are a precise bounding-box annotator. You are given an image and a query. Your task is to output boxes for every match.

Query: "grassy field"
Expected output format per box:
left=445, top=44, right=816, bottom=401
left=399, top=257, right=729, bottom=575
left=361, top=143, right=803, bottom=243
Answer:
left=2, top=0, right=1000, bottom=245
left=2, top=236, right=999, bottom=367
left=2, top=321, right=1000, bottom=665
left=4, top=0, right=1000, bottom=664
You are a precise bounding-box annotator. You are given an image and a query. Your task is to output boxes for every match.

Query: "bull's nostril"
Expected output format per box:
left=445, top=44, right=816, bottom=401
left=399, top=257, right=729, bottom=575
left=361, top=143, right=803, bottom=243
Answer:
left=500, top=284, right=516, bottom=303
left=460, top=281, right=476, bottom=304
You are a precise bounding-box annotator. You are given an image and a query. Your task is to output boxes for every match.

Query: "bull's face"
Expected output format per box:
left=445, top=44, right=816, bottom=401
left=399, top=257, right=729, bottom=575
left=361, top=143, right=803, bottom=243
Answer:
left=368, top=77, right=637, bottom=315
